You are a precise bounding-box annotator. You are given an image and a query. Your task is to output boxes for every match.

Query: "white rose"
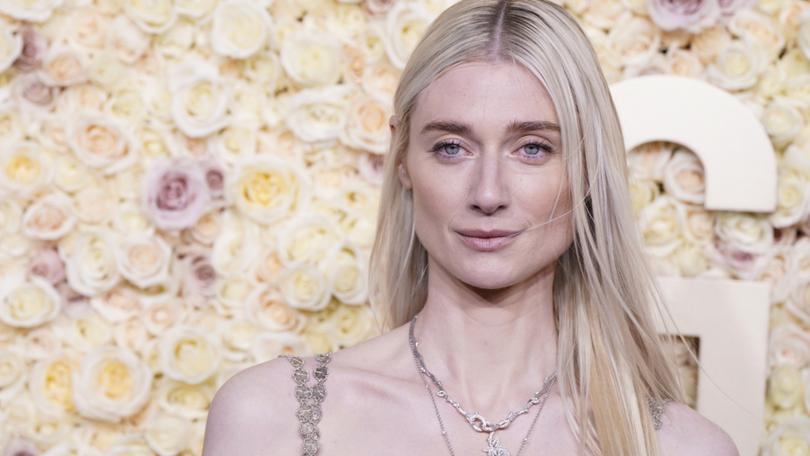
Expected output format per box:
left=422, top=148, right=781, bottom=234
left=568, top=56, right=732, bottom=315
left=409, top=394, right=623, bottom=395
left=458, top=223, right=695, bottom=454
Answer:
left=669, top=241, right=710, bottom=277
left=219, top=319, right=260, bottom=362
left=788, top=237, right=810, bottom=280
left=156, top=379, right=212, bottom=420
left=0, top=141, right=55, bottom=198
left=729, top=10, right=784, bottom=59
left=285, top=84, right=353, bottom=144
left=279, top=263, right=332, bottom=311
left=112, top=200, right=156, bottom=239
left=638, top=195, right=684, bottom=256
left=0, top=22, right=23, bottom=73
left=277, top=214, right=341, bottom=267
left=211, top=121, right=259, bottom=166
left=108, top=438, right=155, bottom=456
left=761, top=97, right=803, bottom=148
left=251, top=331, right=310, bottom=362
left=340, top=91, right=392, bottom=154
left=73, top=183, right=117, bottom=225
left=38, top=43, right=89, bottom=87
left=63, top=228, right=121, bottom=297
left=770, top=167, right=810, bottom=228
left=211, top=213, right=261, bottom=274
left=28, top=355, right=77, bottom=416
left=0, top=200, right=22, bottom=236
left=798, top=10, right=810, bottom=61
left=322, top=243, right=369, bottom=305
left=22, top=326, right=61, bottom=360
left=627, top=141, right=672, bottom=181
left=706, top=39, right=767, bottom=91
left=383, top=2, right=431, bottom=69
left=582, top=0, right=624, bottom=30
left=785, top=74, right=810, bottom=110
left=605, top=13, right=661, bottom=68
left=230, top=156, right=311, bottom=225
left=170, top=74, right=231, bottom=138
left=762, top=416, right=810, bottom=456
left=124, top=0, right=177, bottom=34
left=280, top=29, right=342, bottom=87
left=176, top=0, right=217, bottom=18
left=211, top=0, right=272, bottom=59
left=107, top=15, right=150, bottom=64
left=788, top=277, right=810, bottom=326
left=769, top=322, right=810, bottom=368
left=248, top=286, right=306, bottom=332
left=767, top=364, right=804, bottom=410
left=90, top=285, right=143, bottom=323
left=67, top=112, right=138, bottom=175
left=73, top=346, right=152, bottom=422
left=159, top=326, right=221, bottom=384
left=142, top=298, right=188, bottom=336
left=154, top=18, right=195, bottom=58
left=665, top=47, right=704, bottom=78
left=0, top=349, right=26, bottom=402
left=322, top=303, right=377, bottom=347
left=115, top=235, right=172, bottom=289
left=628, top=179, right=660, bottom=215
left=113, top=318, right=150, bottom=356
left=51, top=155, right=93, bottom=194
left=0, top=271, right=61, bottom=328
left=0, top=0, right=62, bottom=21
left=662, top=148, right=705, bottom=204
left=61, top=304, right=114, bottom=351
left=144, top=413, right=191, bottom=456
left=715, top=212, right=774, bottom=255
left=21, top=192, right=77, bottom=240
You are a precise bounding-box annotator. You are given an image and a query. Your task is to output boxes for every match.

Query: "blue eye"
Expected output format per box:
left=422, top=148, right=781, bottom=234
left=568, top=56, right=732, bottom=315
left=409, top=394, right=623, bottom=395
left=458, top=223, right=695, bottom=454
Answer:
left=429, top=140, right=554, bottom=161
left=521, top=141, right=554, bottom=159
left=430, top=140, right=463, bottom=157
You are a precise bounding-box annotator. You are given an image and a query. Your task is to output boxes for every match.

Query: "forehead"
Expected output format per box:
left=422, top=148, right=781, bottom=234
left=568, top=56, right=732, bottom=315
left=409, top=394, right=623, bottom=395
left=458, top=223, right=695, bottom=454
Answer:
left=413, top=60, right=559, bottom=130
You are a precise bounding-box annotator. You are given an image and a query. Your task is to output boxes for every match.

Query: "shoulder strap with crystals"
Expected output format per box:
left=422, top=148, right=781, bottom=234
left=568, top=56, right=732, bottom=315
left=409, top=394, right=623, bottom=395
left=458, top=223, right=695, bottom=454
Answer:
left=648, top=397, right=671, bottom=430
left=281, top=352, right=332, bottom=456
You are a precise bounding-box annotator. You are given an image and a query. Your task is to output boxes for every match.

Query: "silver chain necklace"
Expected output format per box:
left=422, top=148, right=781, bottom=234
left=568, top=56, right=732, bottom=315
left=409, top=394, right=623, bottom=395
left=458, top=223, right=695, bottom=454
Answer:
left=409, top=312, right=557, bottom=456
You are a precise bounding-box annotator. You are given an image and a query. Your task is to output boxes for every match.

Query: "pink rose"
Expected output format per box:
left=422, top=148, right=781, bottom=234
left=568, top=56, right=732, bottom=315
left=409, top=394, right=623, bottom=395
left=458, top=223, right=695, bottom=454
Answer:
left=364, top=0, right=396, bottom=15
left=14, top=73, right=55, bottom=107
left=180, top=249, right=217, bottom=297
left=647, top=0, right=721, bottom=33
left=28, top=248, right=66, bottom=284
left=717, top=0, right=755, bottom=18
left=14, top=27, right=47, bottom=72
left=199, top=157, right=226, bottom=201
left=3, top=437, right=39, bottom=456
left=143, top=158, right=211, bottom=231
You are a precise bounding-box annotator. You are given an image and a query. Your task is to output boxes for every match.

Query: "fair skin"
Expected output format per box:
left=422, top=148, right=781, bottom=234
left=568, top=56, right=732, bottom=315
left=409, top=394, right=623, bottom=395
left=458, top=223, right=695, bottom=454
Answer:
left=202, top=61, right=739, bottom=455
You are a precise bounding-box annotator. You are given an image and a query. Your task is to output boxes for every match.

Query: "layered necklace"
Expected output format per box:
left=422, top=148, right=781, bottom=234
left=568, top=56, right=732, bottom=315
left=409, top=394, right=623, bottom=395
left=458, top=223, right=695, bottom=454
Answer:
left=408, top=312, right=557, bottom=456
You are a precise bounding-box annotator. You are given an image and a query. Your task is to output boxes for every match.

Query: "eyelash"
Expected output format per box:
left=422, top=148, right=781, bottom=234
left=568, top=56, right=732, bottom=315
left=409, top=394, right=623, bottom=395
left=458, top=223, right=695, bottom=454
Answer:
left=429, top=139, right=554, bottom=161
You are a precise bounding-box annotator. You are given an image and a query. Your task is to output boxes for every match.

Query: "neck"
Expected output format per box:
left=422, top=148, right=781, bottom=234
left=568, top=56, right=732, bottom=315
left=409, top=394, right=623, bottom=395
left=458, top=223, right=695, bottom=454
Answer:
left=411, top=257, right=559, bottom=419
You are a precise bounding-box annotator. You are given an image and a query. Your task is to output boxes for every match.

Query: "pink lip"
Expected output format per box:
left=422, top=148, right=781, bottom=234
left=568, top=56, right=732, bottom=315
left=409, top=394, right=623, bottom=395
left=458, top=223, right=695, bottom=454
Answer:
left=455, top=229, right=521, bottom=252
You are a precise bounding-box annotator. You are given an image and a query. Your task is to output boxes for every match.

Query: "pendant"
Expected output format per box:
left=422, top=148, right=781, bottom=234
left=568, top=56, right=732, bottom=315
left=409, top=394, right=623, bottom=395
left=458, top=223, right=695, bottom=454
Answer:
left=483, top=432, right=510, bottom=456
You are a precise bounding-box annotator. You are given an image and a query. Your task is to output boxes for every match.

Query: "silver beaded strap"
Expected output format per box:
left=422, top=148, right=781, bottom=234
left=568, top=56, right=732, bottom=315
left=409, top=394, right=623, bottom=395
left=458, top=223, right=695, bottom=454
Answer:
left=649, top=397, right=670, bottom=431
left=281, top=352, right=332, bottom=456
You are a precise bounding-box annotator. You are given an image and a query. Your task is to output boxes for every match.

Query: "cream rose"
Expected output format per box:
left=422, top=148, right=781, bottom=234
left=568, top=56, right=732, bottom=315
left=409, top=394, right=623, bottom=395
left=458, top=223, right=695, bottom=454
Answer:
left=638, top=195, right=684, bottom=257
left=383, top=2, right=431, bottom=69
left=323, top=303, right=377, bottom=347
left=28, top=355, right=77, bottom=416
left=62, top=305, right=114, bottom=351
left=627, top=141, right=672, bottom=181
left=628, top=179, right=660, bottom=215
left=767, top=364, right=804, bottom=410
left=761, top=417, right=810, bottom=456
left=665, top=47, right=704, bottom=77
left=156, top=379, right=212, bottom=420
left=124, top=0, right=177, bottom=34
left=51, top=155, right=93, bottom=194
left=213, top=275, right=256, bottom=317
left=798, top=10, right=810, bottom=61
left=715, top=212, right=774, bottom=255
left=0, top=200, right=22, bottom=236
left=0, top=141, right=55, bottom=197
left=761, top=97, right=803, bottom=148
left=280, top=29, right=342, bottom=87
left=706, top=39, right=766, bottom=91
left=38, top=43, right=89, bottom=86
left=769, top=323, right=810, bottom=368
left=340, top=91, right=392, bottom=154
left=107, top=15, right=150, bottom=64
left=770, top=167, right=810, bottom=228
left=251, top=331, right=310, bottom=362
left=0, top=0, right=63, bottom=21
left=729, top=10, right=785, bottom=59
left=67, top=112, right=138, bottom=175
left=115, top=235, right=172, bottom=289
left=285, top=84, right=353, bottom=144
left=248, top=285, right=306, bottom=332
left=211, top=213, right=261, bottom=274
left=220, top=319, right=260, bottom=362
left=170, top=74, right=231, bottom=138
left=323, top=243, right=369, bottom=305
left=63, top=229, right=121, bottom=297
left=0, top=271, right=61, bottom=328
left=159, top=326, right=221, bottom=384
left=142, top=298, right=188, bottom=336
left=73, top=183, right=117, bottom=225
left=250, top=245, right=284, bottom=284
left=277, top=214, right=341, bottom=266
left=669, top=241, right=710, bottom=277
left=211, top=0, right=272, bottom=59
left=605, top=13, right=661, bottom=68
left=230, top=156, right=311, bottom=225
left=113, top=200, right=155, bottom=239
left=21, top=192, right=77, bottom=240
left=176, top=0, right=218, bottom=18
left=73, top=346, right=152, bottom=422
left=211, top=122, right=259, bottom=166
left=662, top=148, right=705, bottom=204
left=788, top=277, right=810, bottom=326
left=279, top=263, right=332, bottom=311
left=0, top=349, right=26, bottom=402
left=144, top=413, right=192, bottom=455
left=90, top=285, right=143, bottom=323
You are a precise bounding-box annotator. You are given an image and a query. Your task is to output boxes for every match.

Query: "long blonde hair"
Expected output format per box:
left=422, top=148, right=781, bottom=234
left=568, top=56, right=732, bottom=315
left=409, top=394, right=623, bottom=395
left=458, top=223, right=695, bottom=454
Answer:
left=368, top=0, right=685, bottom=454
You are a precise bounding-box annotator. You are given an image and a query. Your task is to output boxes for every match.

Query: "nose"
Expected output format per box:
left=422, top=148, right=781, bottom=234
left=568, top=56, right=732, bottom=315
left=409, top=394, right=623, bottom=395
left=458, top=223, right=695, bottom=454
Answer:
left=469, top=150, right=509, bottom=215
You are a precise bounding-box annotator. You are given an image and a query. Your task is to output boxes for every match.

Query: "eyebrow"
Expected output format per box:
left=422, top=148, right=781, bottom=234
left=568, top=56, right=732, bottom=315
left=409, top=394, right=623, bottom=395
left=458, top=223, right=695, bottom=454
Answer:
left=419, top=119, right=561, bottom=135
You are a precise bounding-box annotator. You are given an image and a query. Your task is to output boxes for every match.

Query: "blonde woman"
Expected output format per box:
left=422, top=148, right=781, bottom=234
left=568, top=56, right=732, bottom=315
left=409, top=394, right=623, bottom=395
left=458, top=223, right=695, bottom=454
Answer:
left=203, top=0, right=739, bottom=454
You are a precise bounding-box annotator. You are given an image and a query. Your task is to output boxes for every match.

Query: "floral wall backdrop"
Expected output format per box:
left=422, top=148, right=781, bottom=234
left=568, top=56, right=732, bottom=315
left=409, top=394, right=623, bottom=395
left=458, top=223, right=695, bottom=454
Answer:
left=0, top=0, right=807, bottom=454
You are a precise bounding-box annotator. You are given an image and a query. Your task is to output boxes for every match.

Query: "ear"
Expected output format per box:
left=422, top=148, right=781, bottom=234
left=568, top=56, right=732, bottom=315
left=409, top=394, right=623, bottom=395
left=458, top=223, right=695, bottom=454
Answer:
left=398, top=161, right=412, bottom=190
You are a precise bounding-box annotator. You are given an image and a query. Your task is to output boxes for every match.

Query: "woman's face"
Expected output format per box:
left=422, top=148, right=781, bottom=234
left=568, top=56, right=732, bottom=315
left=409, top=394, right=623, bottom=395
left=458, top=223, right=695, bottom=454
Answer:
left=399, top=60, right=574, bottom=290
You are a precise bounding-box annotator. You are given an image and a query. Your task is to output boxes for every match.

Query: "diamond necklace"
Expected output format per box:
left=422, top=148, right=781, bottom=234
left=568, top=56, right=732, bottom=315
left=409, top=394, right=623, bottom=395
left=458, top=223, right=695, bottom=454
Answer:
left=409, top=312, right=557, bottom=456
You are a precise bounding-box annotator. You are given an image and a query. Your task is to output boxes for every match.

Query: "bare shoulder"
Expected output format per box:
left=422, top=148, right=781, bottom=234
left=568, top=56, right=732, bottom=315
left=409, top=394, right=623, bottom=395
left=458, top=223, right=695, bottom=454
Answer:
left=658, top=402, right=739, bottom=456
left=202, top=357, right=298, bottom=456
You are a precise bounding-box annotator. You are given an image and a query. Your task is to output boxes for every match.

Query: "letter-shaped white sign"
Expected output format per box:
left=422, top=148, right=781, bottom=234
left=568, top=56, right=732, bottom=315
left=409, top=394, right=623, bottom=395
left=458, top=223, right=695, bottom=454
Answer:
left=611, top=74, right=777, bottom=212
left=610, top=75, right=777, bottom=456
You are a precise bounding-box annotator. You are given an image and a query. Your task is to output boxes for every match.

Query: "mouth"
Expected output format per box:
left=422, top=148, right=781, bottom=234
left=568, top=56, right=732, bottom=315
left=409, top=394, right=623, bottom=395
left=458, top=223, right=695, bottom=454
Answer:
left=455, top=229, right=522, bottom=252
